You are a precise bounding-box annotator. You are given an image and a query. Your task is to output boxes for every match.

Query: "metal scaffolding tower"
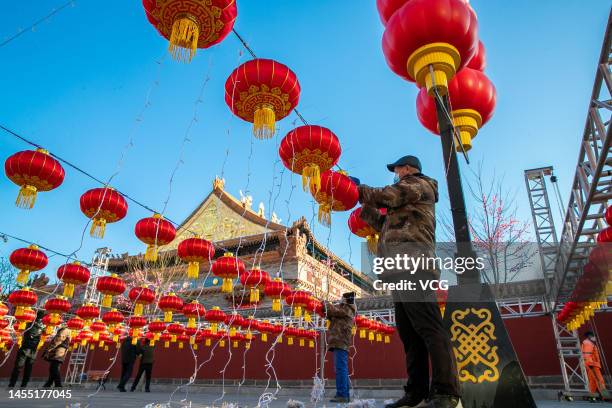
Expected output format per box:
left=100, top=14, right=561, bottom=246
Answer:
left=65, top=247, right=111, bottom=385
left=550, top=13, right=612, bottom=307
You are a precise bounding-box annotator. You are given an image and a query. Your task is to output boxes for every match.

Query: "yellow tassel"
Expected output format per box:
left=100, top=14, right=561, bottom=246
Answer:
left=222, top=278, right=233, bottom=293
left=318, top=204, right=331, bottom=226
left=193, top=344, right=198, bottom=350
left=376, top=333, right=382, bottom=342
left=220, top=340, right=225, bottom=348
left=15, top=185, right=37, bottom=209
left=250, top=288, right=259, bottom=303
left=171, top=335, right=177, bottom=343
left=351, top=326, right=356, bottom=335
left=63, top=283, right=75, bottom=298
left=359, top=329, right=366, bottom=339
left=253, top=104, right=276, bottom=139
left=90, top=344, right=94, bottom=350
left=45, top=326, right=53, bottom=335
left=309, top=340, right=314, bottom=348
left=81, top=339, right=87, bottom=346
left=90, top=218, right=107, bottom=239
left=302, top=164, right=321, bottom=193
left=189, top=337, right=195, bottom=345
left=366, top=235, right=379, bottom=254
left=368, top=331, right=374, bottom=341
left=205, top=339, right=211, bottom=347
left=102, top=294, right=112, bottom=308
left=168, top=16, right=199, bottom=63
left=187, top=262, right=199, bottom=279
left=305, top=312, right=312, bottom=323
left=144, top=245, right=158, bottom=262
left=385, top=335, right=390, bottom=344
left=299, top=339, right=305, bottom=347
left=288, top=337, right=294, bottom=346
left=261, top=333, right=267, bottom=342
left=187, top=318, right=195, bottom=329
left=179, top=342, right=184, bottom=349
left=294, top=306, right=303, bottom=318
left=131, top=337, right=138, bottom=345
left=211, top=323, right=218, bottom=334
left=277, top=335, right=283, bottom=344
left=164, top=311, right=172, bottom=322
left=233, top=341, right=238, bottom=348
left=104, top=345, right=109, bottom=351
left=17, top=269, right=30, bottom=285
left=229, top=327, right=237, bottom=337
left=164, top=341, right=170, bottom=348
left=272, top=298, right=281, bottom=312
left=245, top=342, right=251, bottom=350
left=113, top=335, right=118, bottom=343
left=135, top=303, right=144, bottom=316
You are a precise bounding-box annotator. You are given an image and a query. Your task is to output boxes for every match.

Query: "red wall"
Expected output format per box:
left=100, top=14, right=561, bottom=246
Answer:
left=2, top=312, right=611, bottom=382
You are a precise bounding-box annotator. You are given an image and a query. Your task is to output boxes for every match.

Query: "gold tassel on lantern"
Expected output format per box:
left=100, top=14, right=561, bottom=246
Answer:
left=366, top=234, right=379, bottom=254
left=134, top=303, right=144, bottom=316
left=384, top=335, right=390, bottom=344
left=287, top=337, right=294, bottom=346
left=261, top=333, right=268, bottom=342
left=179, top=342, right=184, bottom=349
left=318, top=203, right=332, bottom=226
left=144, top=244, right=159, bottom=262
left=205, top=338, right=211, bottom=347
left=89, top=217, right=107, bottom=239
left=164, top=341, right=170, bottom=348
left=102, top=294, right=113, bottom=308
left=293, top=306, right=303, bottom=318
left=253, top=104, right=276, bottom=139
left=304, top=311, right=312, bottom=323
left=299, top=338, right=305, bottom=347
left=272, top=298, right=281, bottom=312
left=16, top=269, right=30, bottom=285
left=302, top=164, right=321, bottom=193
left=187, top=262, right=200, bottom=279
left=245, top=341, right=251, bottom=350
left=219, top=340, right=225, bottom=348
left=222, top=278, right=233, bottom=293
left=63, top=283, right=75, bottom=298
left=168, top=15, right=200, bottom=63
left=16, top=184, right=37, bottom=209
left=164, top=311, right=173, bottom=323
left=249, top=287, right=260, bottom=303
left=309, top=340, right=314, bottom=348
left=187, top=318, right=196, bottom=329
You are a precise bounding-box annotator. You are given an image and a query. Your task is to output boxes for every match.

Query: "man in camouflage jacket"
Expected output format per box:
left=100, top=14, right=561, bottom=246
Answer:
left=324, top=292, right=356, bottom=403
left=357, top=155, right=461, bottom=408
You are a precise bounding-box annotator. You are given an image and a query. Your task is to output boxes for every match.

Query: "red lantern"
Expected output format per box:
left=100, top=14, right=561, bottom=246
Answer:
left=76, top=329, right=93, bottom=347
left=605, top=206, right=612, bottom=226
left=67, top=317, right=85, bottom=335
left=8, top=288, right=37, bottom=316
left=129, top=316, right=147, bottom=345
left=212, top=252, right=245, bottom=293
left=256, top=320, right=274, bottom=342
left=382, top=0, right=478, bottom=95
left=310, top=170, right=359, bottom=226
left=57, top=261, right=91, bottom=298
left=10, top=244, right=48, bottom=285
left=43, top=313, right=63, bottom=335
left=279, top=125, right=342, bottom=193
left=96, top=274, right=127, bottom=308
left=225, top=58, right=301, bottom=139
left=376, top=0, right=409, bottom=26
left=128, top=286, right=156, bottom=316
left=158, top=293, right=184, bottom=322
left=264, top=278, right=291, bottom=312
left=240, top=269, right=270, bottom=303
left=167, top=322, right=185, bottom=343
left=466, top=40, right=486, bottom=71
left=355, top=315, right=372, bottom=339
left=90, top=320, right=107, bottom=342
left=204, top=306, right=226, bottom=334
left=102, top=309, right=124, bottom=329
left=285, top=290, right=312, bottom=320
left=348, top=207, right=380, bottom=254
left=4, top=148, right=65, bottom=209
left=147, top=319, right=166, bottom=345
left=143, top=0, right=237, bottom=63
left=225, top=312, right=247, bottom=336
left=159, top=331, right=173, bottom=348
left=80, top=187, right=128, bottom=239
left=416, top=68, right=496, bottom=151
left=230, top=331, right=246, bottom=348
left=182, top=300, right=205, bottom=328
left=14, top=307, right=36, bottom=331
left=135, top=213, right=176, bottom=262
left=177, top=237, right=215, bottom=279
left=76, top=303, right=100, bottom=325
left=44, top=296, right=71, bottom=325
left=597, top=226, right=612, bottom=243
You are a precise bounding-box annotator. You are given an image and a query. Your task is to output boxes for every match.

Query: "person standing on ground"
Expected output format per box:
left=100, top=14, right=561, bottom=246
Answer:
left=324, top=291, right=357, bottom=403
left=581, top=331, right=609, bottom=401
left=357, top=155, right=461, bottom=408
left=42, top=326, right=71, bottom=388
left=131, top=338, right=155, bottom=392
left=117, top=335, right=142, bottom=392
left=8, top=309, right=46, bottom=388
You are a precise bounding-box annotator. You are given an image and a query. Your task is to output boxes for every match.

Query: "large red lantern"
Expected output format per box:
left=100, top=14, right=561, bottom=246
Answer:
left=376, top=0, right=409, bottom=26
left=279, top=125, right=342, bottom=193
left=90, top=320, right=107, bottom=342
left=240, top=269, right=270, bottom=303
left=102, top=309, right=124, bottom=329
left=44, top=296, right=71, bottom=325
left=285, top=290, right=312, bottom=320
left=264, top=278, right=291, bottom=312
left=310, top=170, right=359, bottom=226
left=135, top=213, right=177, bottom=262
left=158, top=293, right=184, bottom=322
left=147, top=319, right=166, bottom=345
left=9, top=244, right=48, bottom=285
left=66, top=317, right=85, bottom=336
left=225, top=312, right=247, bottom=336
left=597, top=227, right=612, bottom=243
left=382, top=0, right=478, bottom=95
left=182, top=300, right=205, bottom=328
left=605, top=206, right=612, bottom=226
left=80, top=187, right=128, bottom=239
left=143, top=0, right=237, bottom=63
left=348, top=207, right=380, bottom=254
left=129, top=316, right=147, bottom=345
left=8, top=288, right=37, bottom=316
left=128, top=286, right=156, bottom=316
left=225, top=58, right=301, bottom=139
left=4, top=148, right=65, bottom=209
left=416, top=68, right=496, bottom=151
left=76, top=303, right=100, bottom=325
left=212, top=252, right=245, bottom=293
left=167, top=322, right=185, bottom=343
left=177, top=237, right=215, bottom=279
left=57, top=261, right=91, bottom=298
left=96, top=274, right=127, bottom=308
left=14, top=307, right=36, bottom=331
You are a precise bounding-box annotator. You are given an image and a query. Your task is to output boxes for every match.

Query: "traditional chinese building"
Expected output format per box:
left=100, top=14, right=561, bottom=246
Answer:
left=108, top=177, right=373, bottom=309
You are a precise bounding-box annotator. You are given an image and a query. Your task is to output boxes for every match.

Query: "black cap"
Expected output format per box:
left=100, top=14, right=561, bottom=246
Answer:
left=386, top=155, right=422, bottom=172
left=342, top=292, right=356, bottom=304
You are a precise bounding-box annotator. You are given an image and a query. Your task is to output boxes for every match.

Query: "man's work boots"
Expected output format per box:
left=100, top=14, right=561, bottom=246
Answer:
left=384, top=387, right=427, bottom=408
left=424, top=395, right=462, bottom=408
left=329, top=396, right=350, bottom=403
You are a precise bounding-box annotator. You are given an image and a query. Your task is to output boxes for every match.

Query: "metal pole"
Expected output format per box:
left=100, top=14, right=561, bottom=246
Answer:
left=433, top=93, right=479, bottom=284
left=319, top=319, right=326, bottom=382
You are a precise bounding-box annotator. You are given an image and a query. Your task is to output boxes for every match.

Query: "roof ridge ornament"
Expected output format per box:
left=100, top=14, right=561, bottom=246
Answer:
left=213, top=176, right=225, bottom=190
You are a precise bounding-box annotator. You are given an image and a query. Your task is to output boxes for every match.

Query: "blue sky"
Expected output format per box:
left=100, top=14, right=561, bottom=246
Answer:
left=0, top=1, right=609, bottom=281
